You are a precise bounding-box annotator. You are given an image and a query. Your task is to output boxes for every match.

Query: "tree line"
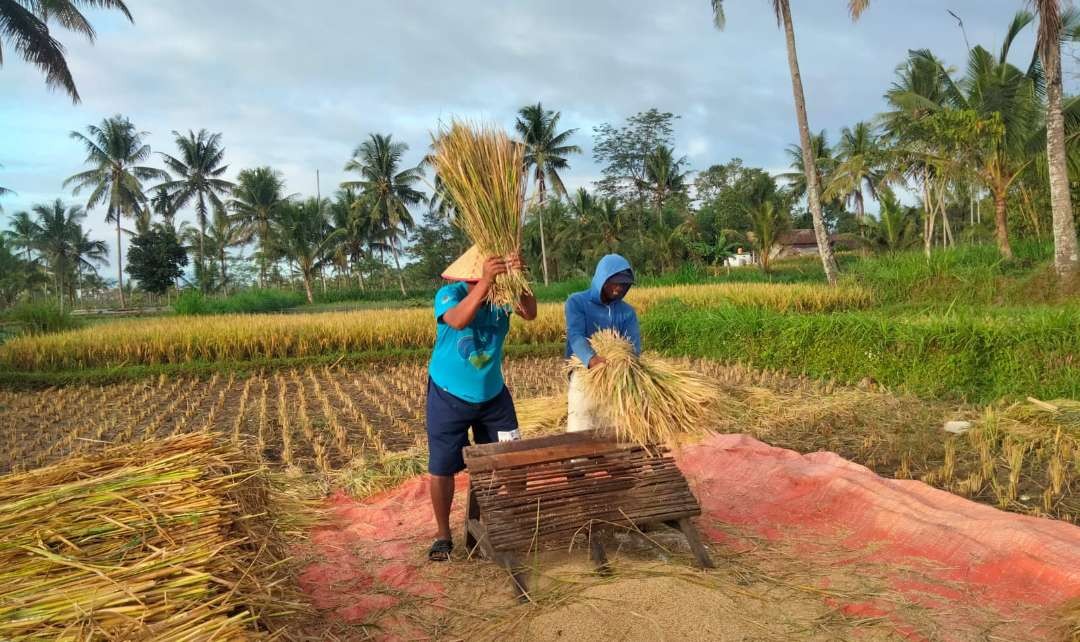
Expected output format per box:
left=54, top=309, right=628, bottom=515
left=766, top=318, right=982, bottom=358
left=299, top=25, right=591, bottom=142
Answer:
left=3, top=1, right=1080, bottom=310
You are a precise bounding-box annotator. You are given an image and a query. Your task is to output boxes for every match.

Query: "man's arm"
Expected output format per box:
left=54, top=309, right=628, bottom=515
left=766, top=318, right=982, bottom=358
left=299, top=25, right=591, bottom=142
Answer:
left=625, top=307, right=642, bottom=355
left=442, top=257, right=507, bottom=330
left=566, top=296, right=602, bottom=367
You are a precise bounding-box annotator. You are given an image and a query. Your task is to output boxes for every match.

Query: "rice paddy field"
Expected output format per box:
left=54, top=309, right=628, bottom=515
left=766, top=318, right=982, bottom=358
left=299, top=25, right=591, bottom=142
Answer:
left=2, top=273, right=1078, bottom=639
left=0, top=283, right=869, bottom=371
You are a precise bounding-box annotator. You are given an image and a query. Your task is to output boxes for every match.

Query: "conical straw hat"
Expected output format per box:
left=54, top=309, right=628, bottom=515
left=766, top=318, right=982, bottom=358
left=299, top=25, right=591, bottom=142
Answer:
left=441, top=245, right=485, bottom=282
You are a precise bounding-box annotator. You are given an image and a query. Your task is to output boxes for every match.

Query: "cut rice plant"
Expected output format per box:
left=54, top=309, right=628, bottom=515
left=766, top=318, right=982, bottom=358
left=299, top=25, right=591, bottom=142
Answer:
left=944, top=397, right=1080, bottom=521
left=335, top=447, right=427, bottom=498
left=1062, top=597, right=1080, bottom=642
left=430, top=119, right=531, bottom=307
left=567, top=329, right=716, bottom=448
left=516, top=394, right=568, bottom=436
left=0, top=433, right=312, bottom=639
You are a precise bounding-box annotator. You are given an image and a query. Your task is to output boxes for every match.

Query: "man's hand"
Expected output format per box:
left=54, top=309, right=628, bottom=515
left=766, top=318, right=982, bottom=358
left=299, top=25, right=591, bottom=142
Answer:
left=480, top=256, right=509, bottom=285
left=505, top=252, right=525, bottom=273
left=587, top=355, right=607, bottom=369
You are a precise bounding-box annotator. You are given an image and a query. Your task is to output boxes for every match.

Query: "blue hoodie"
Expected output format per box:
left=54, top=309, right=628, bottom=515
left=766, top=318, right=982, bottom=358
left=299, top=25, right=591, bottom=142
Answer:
left=564, top=254, right=641, bottom=365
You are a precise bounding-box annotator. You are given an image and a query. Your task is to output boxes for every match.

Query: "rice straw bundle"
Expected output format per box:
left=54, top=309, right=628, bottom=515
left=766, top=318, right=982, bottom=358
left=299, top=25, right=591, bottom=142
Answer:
left=430, top=119, right=531, bottom=307
left=516, top=395, right=569, bottom=436
left=567, top=329, right=717, bottom=448
left=0, top=434, right=310, bottom=639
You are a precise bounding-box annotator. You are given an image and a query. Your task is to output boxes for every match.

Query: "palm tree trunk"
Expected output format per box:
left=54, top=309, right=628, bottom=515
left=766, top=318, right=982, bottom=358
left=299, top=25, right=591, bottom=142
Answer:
left=537, top=173, right=550, bottom=286
left=921, top=179, right=935, bottom=258
left=1043, top=29, right=1080, bottom=281
left=856, top=192, right=866, bottom=238
left=779, top=0, right=839, bottom=286
left=115, top=207, right=126, bottom=308
left=302, top=272, right=314, bottom=304
left=198, top=196, right=208, bottom=293
left=220, top=251, right=228, bottom=295
left=992, top=187, right=1014, bottom=260
left=390, top=241, right=406, bottom=296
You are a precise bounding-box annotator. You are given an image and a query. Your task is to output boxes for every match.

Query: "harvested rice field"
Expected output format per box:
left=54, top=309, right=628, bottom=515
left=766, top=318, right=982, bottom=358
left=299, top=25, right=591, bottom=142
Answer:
left=0, top=357, right=564, bottom=474
left=3, top=356, right=1080, bottom=639
left=3, top=356, right=1077, bottom=525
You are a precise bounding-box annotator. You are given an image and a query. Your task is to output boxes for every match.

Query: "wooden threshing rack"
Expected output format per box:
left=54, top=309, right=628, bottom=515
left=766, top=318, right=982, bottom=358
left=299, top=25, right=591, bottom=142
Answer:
left=462, top=431, right=713, bottom=598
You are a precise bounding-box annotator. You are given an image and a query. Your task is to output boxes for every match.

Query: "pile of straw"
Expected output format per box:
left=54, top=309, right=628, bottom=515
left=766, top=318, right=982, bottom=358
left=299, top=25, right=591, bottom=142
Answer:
left=430, top=119, right=531, bottom=307
left=516, top=395, right=569, bottom=436
left=0, top=434, right=310, bottom=640
left=567, top=329, right=717, bottom=447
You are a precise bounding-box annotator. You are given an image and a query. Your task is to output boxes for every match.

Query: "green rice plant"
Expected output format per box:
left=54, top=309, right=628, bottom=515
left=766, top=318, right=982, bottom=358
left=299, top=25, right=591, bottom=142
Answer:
left=430, top=119, right=530, bottom=307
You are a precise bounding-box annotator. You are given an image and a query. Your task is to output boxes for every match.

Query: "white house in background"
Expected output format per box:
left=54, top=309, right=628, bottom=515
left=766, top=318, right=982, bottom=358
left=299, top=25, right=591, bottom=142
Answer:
left=768, top=229, right=840, bottom=260
left=724, top=247, right=755, bottom=268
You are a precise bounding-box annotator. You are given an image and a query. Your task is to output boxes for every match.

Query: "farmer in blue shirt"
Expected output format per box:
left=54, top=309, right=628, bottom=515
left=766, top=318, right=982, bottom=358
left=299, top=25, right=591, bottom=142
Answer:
left=426, top=246, right=537, bottom=561
left=565, top=254, right=640, bottom=432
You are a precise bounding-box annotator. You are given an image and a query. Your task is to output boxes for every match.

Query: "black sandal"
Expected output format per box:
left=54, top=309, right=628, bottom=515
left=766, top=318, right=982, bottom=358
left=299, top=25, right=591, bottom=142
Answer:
left=428, top=538, right=453, bottom=562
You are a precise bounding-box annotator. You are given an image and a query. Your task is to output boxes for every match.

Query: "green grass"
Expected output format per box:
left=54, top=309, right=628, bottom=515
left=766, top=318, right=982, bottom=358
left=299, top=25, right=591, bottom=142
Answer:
left=645, top=302, right=1080, bottom=403
left=2, top=302, right=81, bottom=335
left=172, top=289, right=308, bottom=315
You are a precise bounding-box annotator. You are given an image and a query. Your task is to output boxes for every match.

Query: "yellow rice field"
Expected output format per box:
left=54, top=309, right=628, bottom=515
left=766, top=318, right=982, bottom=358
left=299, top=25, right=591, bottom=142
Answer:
left=0, top=282, right=871, bottom=371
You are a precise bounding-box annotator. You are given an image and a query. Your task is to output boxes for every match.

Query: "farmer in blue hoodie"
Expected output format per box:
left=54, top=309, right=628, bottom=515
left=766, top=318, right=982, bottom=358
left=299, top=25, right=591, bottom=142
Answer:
left=564, top=254, right=640, bottom=432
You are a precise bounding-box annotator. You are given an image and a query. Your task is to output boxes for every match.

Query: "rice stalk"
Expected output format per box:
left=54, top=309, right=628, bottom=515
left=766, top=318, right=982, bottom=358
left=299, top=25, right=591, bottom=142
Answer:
left=0, top=433, right=313, bottom=639
left=566, top=329, right=716, bottom=448
left=516, top=395, right=568, bottom=436
left=429, top=119, right=531, bottom=307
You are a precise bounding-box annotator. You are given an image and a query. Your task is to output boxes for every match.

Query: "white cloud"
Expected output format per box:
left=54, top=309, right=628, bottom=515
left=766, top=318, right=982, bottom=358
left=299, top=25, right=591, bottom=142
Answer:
left=0, top=0, right=1043, bottom=275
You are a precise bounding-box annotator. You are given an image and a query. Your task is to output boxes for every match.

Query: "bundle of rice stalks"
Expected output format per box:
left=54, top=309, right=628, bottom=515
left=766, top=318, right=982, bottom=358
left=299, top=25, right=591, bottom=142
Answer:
left=0, top=433, right=311, bottom=640
left=516, top=395, right=568, bottom=436
left=335, top=447, right=428, bottom=499
left=567, top=329, right=717, bottom=448
left=430, top=119, right=531, bottom=307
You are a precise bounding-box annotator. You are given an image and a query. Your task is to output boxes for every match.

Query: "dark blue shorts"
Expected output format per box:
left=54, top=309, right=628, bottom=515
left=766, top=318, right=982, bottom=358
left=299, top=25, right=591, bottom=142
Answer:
left=425, top=378, right=517, bottom=476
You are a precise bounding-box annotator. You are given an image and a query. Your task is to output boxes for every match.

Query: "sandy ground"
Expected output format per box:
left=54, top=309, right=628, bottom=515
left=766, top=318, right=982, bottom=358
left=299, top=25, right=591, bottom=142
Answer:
left=295, top=509, right=1008, bottom=641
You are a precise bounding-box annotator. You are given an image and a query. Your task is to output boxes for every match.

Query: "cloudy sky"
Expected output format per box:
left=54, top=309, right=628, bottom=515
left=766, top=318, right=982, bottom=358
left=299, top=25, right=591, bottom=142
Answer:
left=0, top=0, right=1070, bottom=273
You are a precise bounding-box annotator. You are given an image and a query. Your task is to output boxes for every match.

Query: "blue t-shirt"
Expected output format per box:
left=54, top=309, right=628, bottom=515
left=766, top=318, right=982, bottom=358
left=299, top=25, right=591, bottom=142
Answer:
left=428, top=282, right=511, bottom=403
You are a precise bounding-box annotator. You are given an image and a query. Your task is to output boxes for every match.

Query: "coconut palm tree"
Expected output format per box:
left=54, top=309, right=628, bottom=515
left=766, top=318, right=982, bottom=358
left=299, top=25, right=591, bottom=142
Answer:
left=71, top=225, right=107, bottom=300
left=329, top=188, right=380, bottom=290
left=270, top=198, right=342, bottom=304
left=1033, top=0, right=1080, bottom=281
left=5, top=210, right=38, bottom=262
left=869, top=189, right=919, bottom=253
left=0, top=0, right=133, bottom=103
left=890, top=13, right=1055, bottom=260
left=205, top=205, right=246, bottom=294
left=159, top=129, right=235, bottom=290
left=341, top=133, right=425, bottom=296
left=780, top=131, right=834, bottom=205
left=228, top=167, right=293, bottom=287
left=30, top=199, right=85, bottom=310
left=710, top=0, right=860, bottom=285
left=66, top=115, right=167, bottom=307
left=745, top=199, right=791, bottom=273
left=639, top=145, right=690, bottom=214
left=825, top=122, right=885, bottom=229
left=515, top=102, right=581, bottom=285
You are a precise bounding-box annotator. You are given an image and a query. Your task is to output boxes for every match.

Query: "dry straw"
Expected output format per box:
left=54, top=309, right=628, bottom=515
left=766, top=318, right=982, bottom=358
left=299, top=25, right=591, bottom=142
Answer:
left=567, top=329, right=716, bottom=448
left=0, top=433, right=311, bottom=639
left=430, top=119, right=531, bottom=307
